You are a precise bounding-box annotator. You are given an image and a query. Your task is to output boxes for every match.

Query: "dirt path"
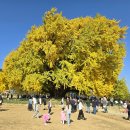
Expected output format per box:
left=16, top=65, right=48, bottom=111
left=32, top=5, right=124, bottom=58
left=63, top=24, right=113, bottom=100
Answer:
left=0, top=104, right=130, bottom=130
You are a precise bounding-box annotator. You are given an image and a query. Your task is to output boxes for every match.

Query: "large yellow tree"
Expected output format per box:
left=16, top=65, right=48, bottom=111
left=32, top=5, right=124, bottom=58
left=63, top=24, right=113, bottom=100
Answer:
left=2, top=8, right=127, bottom=97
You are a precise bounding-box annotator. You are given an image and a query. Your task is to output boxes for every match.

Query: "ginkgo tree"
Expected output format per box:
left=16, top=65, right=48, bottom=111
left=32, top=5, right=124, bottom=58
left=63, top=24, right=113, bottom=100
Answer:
left=1, top=8, right=128, bottom=97
left=0, top=71, right=7, bottom=92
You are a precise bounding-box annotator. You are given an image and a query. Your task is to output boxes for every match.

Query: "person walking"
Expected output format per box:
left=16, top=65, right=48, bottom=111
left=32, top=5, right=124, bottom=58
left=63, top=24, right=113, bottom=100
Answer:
left=77, top=100, right=86, bottom=120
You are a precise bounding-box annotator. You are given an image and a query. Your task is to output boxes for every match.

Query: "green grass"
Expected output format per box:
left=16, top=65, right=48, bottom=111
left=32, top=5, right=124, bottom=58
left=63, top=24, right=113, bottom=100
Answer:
left=3, top=98, right=61, bottom=105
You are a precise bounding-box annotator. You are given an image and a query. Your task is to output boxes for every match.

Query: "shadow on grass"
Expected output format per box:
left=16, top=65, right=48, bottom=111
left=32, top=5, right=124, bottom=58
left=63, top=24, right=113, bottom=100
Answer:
left=70, top=119, right=74, bottom=122
left=122, top=117, right=129, bottom=120
left=50, top=112, right=54, bottom=115
left=0, top=109, right=9, bottom=111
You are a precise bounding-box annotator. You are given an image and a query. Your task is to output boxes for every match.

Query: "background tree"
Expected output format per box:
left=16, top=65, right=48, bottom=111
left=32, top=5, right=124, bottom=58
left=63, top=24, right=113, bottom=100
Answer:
left=113, top=79, right=130, bottom=100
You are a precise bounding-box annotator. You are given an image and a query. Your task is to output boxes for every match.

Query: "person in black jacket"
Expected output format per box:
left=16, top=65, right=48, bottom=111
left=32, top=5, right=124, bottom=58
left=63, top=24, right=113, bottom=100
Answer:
left=127, top=101, right=130, bottom=120
left=92, top=97, right=97, bottom=114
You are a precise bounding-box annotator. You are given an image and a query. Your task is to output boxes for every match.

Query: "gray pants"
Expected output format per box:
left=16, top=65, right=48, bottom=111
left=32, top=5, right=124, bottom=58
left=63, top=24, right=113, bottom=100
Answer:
left=33, top=111, right=39, bottom=118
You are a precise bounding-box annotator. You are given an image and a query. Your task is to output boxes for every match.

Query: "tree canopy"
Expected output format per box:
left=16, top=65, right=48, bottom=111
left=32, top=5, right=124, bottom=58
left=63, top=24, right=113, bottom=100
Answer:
left=113, top=79, right=129, bottom=100
left=0, top=8, right=128, bottom=97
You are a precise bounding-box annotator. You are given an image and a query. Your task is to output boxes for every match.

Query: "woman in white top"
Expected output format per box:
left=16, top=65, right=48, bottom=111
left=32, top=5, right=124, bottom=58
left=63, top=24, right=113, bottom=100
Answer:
left=77, top=100, right=86, bottom=120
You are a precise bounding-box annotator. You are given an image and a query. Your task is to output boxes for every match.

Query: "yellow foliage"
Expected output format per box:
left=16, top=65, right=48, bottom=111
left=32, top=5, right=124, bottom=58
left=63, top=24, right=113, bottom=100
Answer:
left=2, top=8, right=127, bottom=96
left=0, top=72, right=6, bottom=92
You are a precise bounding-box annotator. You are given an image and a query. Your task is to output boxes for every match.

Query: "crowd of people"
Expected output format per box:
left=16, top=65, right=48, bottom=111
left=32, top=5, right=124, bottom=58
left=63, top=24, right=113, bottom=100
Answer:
left=0, top=93, right=130, bottom=126
left=25, top=95, right=130, bottom=126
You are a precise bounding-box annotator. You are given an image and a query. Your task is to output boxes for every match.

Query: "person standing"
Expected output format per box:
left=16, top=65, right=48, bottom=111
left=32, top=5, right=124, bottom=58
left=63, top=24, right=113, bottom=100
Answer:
left=102, top=96, right=108, bottom=113
left=110, top=97, right=114, bottom=106
left=0, top=94, right=3, bottom=106
left=127, top=101, right=130, bottom=120
left=96, top=98, right=99, bottom=112
left=32, top=96, right=37, bottom=111
left=61, top=97, right=64, bottom=105
left=28, top=97, right=33, bottom=111
left=61, top=97, right=64, bottom=108
left=77, top=100, right=86, bottom=120
left=92, top=97, right=97, bottom=114
left=65, top=101, right=71, bottom=126
left=48, top=98, right=52, bottom=114
left=43, top=97, right=46, bottom=110
left=86, top=98, right=91, bottom=113
left=33, top=102, right=40, bottom=118
left=70, top=98, right=75, bottom=113
left=100, top=97, right=103, bottom=109
left=39, top=94, right=42, bottom=106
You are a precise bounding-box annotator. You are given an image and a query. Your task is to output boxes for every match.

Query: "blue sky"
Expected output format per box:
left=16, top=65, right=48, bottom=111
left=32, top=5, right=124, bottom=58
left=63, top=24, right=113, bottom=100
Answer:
left=0, top=0, right=130, bottom=89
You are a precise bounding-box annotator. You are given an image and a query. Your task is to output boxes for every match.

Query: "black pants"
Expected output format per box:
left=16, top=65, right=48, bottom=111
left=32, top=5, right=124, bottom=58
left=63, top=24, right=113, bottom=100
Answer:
left=78, top=109, right=85, bottom=119
left=128, top=111, right=130, bottom=120
left=110, top=102, right=113, bottom=106
left=48, top=107, right=51, bottom=114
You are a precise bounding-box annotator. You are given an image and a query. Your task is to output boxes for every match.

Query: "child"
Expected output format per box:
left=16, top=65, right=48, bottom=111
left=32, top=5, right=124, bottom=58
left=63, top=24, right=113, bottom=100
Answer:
left=61, top=107, right=66, bottom=124
left=42, top=113, right=50, bottom=125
